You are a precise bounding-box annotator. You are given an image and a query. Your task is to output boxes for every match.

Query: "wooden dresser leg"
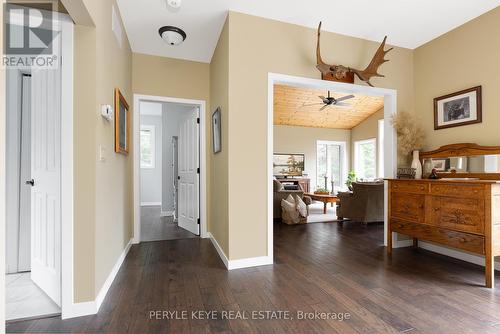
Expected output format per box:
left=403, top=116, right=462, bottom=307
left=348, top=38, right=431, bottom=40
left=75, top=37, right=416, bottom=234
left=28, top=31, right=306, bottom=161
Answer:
left=485, top=251, right=494, bottom=288
left=413, top=238, right=418, bottom=249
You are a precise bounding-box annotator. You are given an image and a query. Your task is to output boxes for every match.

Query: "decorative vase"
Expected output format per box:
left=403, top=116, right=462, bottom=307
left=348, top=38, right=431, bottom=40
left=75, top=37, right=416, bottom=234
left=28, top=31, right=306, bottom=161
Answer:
left=411, top=150, right=423, bottom=179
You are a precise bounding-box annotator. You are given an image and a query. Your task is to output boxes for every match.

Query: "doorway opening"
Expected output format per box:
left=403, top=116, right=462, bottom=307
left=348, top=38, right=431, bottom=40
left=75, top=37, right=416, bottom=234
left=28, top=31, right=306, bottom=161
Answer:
left=134, top=95, right=207, bottom=244
left=268, top=73, right=397, bottom=261
left=4, top=10, right=74, bottom=321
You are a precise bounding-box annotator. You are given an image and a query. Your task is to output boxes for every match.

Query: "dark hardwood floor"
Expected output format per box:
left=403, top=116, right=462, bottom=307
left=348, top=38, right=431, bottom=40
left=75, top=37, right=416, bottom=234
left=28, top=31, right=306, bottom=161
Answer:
left=7, top=221, right=500, bottom=333
left=140, top=206, right=198, bottom=242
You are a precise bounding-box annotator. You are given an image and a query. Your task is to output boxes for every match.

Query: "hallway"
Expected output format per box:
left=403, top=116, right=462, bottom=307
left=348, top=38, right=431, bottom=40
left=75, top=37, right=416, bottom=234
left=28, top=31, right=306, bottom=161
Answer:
left=7, top=222, right=500, bottom=333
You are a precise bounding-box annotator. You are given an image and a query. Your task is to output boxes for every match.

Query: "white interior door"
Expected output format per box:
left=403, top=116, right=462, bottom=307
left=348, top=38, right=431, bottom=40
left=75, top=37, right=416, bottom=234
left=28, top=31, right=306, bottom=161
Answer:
left=18, top=74, right=32, bottom=272
left=178, top=107, right=200, bottom=235
left=30, top=65, right=62, bottom=306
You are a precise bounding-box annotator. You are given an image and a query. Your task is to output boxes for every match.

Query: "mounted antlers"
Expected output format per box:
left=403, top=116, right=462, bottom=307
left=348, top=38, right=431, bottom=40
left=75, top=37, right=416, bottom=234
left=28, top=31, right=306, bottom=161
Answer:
left=316, top=22, right=393, bottom=87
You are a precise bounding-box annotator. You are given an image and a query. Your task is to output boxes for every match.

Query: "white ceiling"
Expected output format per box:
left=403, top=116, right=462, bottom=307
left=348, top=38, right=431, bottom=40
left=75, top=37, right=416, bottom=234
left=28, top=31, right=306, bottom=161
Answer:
left=117, top=0, right=500, bottom=63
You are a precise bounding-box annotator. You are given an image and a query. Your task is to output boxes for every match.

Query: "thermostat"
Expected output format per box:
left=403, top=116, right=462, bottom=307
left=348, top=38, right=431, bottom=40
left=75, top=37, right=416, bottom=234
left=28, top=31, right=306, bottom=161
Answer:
left=101, top=105, right=113, bottom=121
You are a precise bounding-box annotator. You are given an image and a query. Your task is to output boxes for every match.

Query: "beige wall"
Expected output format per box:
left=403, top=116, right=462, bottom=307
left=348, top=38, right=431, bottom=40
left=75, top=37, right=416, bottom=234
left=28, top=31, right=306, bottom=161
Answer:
left=226, top=11, right=414, bottom=260
left=351, top=108, right=384, bottom=177
left=414, top=7, right=500, bottom=151
left=209, top=19, right=230, bottom=254
left=70, top=0, right=133, bottom=302
left=273, top=125, right=351, bottom=190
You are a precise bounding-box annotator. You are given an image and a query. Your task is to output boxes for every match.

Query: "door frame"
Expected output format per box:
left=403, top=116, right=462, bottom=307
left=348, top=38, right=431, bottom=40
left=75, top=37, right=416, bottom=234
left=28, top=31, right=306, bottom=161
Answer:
left=2, top=12, right=74, bottom=318
left=133, top=94, right=208, bottom=243
left=267, top=73, right=398, bottom=261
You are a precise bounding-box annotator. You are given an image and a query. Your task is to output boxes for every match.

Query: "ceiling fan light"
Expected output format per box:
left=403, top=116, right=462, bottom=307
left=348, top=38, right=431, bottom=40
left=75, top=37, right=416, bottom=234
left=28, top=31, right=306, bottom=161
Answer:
left=159, top=26, right=186, bottom=46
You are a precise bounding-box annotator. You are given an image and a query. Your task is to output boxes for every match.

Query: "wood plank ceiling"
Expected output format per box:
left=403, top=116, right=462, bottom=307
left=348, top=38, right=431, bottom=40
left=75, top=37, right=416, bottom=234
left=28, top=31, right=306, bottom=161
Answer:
left=273, top=84, right=384, bottom=129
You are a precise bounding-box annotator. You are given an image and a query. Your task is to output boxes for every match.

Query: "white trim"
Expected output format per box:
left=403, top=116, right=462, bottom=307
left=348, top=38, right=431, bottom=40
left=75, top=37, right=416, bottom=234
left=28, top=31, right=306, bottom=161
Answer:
left=140, top=202, right=161, bottom=207
left=354, top=137, right=377, bottom=180
left=139, top=124, right=156, bottom=169
left=208, top=232, right=229, bottom=268
left=160, top=211, right=174, bottom=217
left=377, top=119, right=385, bottom=178
left=58, top=14, right=75, bottom=320
left=62, top=238, right=133, bottom=318
left=268, top=73, right=398, bottom=264
left=95, top=239, right=133, bottom=311
left=133, top=94, right=208, bottom=245
left=208, top=233, right=273, bottom=270
left=316, top=140, right=348, bottom=191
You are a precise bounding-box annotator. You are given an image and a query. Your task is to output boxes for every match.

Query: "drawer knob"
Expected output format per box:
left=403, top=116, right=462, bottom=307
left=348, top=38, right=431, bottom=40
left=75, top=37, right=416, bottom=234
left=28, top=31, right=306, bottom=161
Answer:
left=434, top=207, right=440, bottom=211
left=419, top=204, right=424, bottom=209
left=459, top=237, right=466, bottom=243
left=420, top=186, right=425, bottom=190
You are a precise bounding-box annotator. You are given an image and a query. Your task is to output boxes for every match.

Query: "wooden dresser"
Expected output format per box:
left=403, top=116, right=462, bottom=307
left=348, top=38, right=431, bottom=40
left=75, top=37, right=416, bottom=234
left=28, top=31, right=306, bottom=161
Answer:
left=388, top=178, right=500, bottom=287
left=387, top=143, right=500, bottom=287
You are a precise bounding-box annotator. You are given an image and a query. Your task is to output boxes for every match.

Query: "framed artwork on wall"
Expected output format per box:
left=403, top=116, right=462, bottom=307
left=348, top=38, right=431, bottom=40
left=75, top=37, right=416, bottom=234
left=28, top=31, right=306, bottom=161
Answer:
left=115, top=88, right=130, bottom=154
left=212, top=107, right=221, bottom=154
left=434, top=86, right=482, bottom=130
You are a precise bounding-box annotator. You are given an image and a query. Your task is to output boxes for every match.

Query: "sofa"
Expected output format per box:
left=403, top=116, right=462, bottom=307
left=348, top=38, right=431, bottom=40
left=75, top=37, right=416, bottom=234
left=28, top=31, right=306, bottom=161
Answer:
left=273, top=179, right=312, bottom=219
left=336, top=181, right=384, bottom=223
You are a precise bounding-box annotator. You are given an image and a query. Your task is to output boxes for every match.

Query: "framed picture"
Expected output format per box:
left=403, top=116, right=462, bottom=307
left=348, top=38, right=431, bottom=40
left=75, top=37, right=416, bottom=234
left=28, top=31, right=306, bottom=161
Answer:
left=273, top=153, right=305, bottom=177
left=431, top=158, right=450, bottom=172
left=212, top=107, right=221, bottom=153
left=434, top=86, right=482, bottom=130
left=115, top=88, right=130, bottom=154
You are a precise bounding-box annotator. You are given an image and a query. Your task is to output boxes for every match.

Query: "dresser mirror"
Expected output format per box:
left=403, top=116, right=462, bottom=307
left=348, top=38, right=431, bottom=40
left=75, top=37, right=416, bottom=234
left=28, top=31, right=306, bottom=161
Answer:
left=420, top=143, right=500, bottom=180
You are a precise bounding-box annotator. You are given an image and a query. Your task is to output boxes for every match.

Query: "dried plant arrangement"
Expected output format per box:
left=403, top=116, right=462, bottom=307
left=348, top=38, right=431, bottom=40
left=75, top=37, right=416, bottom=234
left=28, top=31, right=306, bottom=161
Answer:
left=391, top=111, right=425, bottom=156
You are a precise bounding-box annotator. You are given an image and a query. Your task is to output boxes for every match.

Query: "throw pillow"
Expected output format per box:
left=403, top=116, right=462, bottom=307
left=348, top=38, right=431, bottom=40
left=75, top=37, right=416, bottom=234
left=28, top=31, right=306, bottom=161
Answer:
left=295, top=195, right=308, bottom=218
left=281, top=198, right=300, bottom=224
left=286, top=194, right=295, bottom=205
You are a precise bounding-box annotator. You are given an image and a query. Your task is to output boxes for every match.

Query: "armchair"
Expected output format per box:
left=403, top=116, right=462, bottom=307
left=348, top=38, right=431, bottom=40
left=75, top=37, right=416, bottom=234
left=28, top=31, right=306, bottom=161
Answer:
left=336, top=182, right=384, bottom=223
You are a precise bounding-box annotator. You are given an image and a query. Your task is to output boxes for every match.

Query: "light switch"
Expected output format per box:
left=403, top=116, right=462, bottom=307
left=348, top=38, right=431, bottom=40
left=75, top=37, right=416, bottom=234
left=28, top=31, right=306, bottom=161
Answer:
left=99, top=145, right=106, bottom=162
left=101, top=104, right=113, bottom=121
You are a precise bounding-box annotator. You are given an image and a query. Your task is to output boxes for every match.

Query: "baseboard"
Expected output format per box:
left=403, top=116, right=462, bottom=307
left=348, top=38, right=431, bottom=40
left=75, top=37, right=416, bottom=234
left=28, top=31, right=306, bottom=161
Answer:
left=95, top=239, right=133, bottom=311
left=62, top=301, right=96, bottom=319
left=394, top=239, right=413, bottom=248
left=160, top=210, right=174, bottom=217
left=207, top=232, right=273, bottom=270
left=140, top=202, right=161, bottom=206
left=62, top=238, right=133, bottom=319
left=207, top=232, right=229, bottom=268
left=418, top=241, right=500, bottom=271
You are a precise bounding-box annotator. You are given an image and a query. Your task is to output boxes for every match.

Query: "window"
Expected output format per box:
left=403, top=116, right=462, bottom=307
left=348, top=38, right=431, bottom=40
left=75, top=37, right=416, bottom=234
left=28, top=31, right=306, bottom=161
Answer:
left=355, top=138, right=376, bottom=180
left=316, top=141, right=347, bottom=193
left=378, top=119, right=384, bottom=178
left=140, top=125, right=155, bottom=168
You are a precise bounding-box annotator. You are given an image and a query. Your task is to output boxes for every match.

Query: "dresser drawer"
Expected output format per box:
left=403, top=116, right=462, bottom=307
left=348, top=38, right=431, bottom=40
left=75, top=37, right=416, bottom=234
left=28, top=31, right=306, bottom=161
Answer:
left=390, top=220, right=485, bottom=255
left=391, top=181, right=429, bottom=194
left=430, top=183, right=484, bottom=199
left=429, top=196, right=484, bottom=234
left=391, top=193, right=424, bottom=222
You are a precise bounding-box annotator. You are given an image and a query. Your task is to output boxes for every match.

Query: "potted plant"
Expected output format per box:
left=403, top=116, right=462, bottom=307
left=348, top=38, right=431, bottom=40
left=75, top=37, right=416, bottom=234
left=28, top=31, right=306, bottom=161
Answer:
left=314, top=188, right=330, bottom=195
left=345, top=171, right=356, bottom=191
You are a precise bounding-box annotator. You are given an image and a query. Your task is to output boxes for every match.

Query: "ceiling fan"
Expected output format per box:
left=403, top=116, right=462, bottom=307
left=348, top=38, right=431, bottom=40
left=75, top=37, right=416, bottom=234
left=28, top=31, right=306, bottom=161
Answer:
left=303, top=91, right=355, bottom=111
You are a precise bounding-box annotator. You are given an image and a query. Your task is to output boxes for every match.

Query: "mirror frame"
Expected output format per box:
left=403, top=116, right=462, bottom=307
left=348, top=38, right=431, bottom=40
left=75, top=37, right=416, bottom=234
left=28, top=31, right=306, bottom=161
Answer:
left=420, top=143, right=500, bottom=180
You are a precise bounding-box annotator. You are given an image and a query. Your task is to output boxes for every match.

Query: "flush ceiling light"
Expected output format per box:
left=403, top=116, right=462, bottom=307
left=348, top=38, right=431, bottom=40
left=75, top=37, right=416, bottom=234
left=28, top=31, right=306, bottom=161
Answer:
left=159, top=26, right=186, bottom=46
left=166, top=0, right=182, bottom=9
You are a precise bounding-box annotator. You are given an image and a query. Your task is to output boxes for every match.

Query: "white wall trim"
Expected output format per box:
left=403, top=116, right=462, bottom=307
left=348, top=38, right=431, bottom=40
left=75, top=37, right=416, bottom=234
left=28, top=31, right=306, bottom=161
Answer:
left=140, top=202, right=161, bottom=206
left=267, top=73, right=398, bottom=264
left=95, top=238, right=133, bottom=311
left=62, top=238, right=133, bottom=318
left=58, top=14, right=76, bottom=320
left=133, top=94, right=208, bottom=245
left=208, top=233, right=273, bottom=270
left=418, top=241, right=500, bottom=271
left=208, top=232, right=229, bottom=268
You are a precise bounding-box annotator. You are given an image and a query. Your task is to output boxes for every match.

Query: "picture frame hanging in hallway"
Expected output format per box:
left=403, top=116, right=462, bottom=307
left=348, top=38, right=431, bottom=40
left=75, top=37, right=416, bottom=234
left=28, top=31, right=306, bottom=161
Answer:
left=212, top=107, right=221, bottom=153
left=115, top=88, right=130, bottom=154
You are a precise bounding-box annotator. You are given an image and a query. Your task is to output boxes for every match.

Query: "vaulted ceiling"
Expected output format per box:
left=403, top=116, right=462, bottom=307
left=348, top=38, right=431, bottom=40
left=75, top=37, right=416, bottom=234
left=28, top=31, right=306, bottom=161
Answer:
left=117, top=0, right=500, bottom=63
left=273, top=85, right=384, bottom=129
